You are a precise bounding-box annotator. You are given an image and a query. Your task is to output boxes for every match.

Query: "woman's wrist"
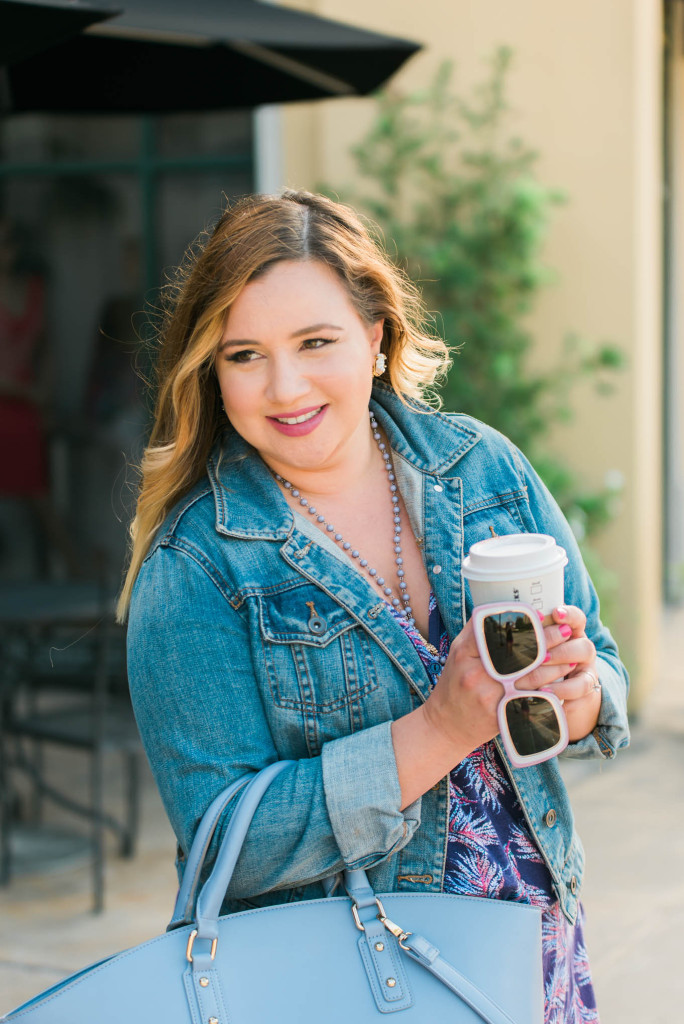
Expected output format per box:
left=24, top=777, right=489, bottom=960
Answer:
left=391, top=704, right=471, bottom=811
left=565, top=688, right=602, bottom=742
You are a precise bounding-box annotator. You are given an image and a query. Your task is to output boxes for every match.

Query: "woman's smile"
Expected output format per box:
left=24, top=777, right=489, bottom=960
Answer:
left=267, top=404, right=328, bottom=435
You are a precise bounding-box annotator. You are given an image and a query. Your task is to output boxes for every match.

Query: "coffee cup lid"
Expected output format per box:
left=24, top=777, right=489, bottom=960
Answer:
left=462, top=533, right=568, bottom=582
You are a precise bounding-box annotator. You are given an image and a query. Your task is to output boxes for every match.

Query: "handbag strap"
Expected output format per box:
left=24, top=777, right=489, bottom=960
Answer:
left=344, top=869, right=516, bottom=1024
left=401, top=933, right=516, bottom=1024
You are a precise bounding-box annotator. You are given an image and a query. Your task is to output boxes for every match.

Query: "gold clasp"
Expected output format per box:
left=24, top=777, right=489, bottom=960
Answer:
left=186, top=929, right=218, bottom=963
left=350, top=898, right=412, bottom=951
left=377, top=912, right=412, bottom=951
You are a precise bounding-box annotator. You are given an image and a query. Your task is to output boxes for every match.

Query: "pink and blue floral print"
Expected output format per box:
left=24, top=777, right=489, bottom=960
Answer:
left=388, top=593, right=600, bottom=1024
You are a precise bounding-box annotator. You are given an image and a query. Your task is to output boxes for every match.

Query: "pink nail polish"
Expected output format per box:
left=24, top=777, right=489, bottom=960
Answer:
left=556, top=607, right=568, bottom=620
left=559, top=624, right=572, bottom=638
left=569, top=662, right=577, bottom=670
left=543, top=654, right=551, bottom=663
left=537, top=610, right=545, bottom=621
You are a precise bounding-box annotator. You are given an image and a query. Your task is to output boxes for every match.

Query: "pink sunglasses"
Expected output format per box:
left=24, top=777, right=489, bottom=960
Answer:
left=472, top=602, right=569, bottom=768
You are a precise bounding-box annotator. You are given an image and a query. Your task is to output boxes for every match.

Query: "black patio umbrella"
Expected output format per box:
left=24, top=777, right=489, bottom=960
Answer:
left=1, top=0, right=119, bottom=66
left=3, top=0, right=421, bottom=113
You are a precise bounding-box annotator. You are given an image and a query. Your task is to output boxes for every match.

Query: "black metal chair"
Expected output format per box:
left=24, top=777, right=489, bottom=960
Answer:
left=0, top=597, right=142, bottom=912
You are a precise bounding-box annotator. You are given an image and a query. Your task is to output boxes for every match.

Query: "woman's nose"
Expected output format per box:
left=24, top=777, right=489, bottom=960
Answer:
left=264, top=356, right=309, bottom=406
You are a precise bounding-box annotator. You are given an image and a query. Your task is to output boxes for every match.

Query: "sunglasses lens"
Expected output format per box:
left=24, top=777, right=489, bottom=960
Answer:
left=505, top=696, right=562, bottom=756
left=482, top=612, right=539, bottom=676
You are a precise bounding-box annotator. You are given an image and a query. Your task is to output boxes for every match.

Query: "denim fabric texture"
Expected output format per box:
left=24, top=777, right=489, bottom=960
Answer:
left=127, top=383, right=630, bottom=925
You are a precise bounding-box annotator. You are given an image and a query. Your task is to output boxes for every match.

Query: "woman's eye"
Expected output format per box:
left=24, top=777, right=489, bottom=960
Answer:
left=302, top=337, right=337, bottom=350
left=226, top=349, right=260, bottom=363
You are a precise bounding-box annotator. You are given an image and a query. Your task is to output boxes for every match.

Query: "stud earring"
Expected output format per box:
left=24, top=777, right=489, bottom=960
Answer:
left=373, top=352, right=387, bottom=377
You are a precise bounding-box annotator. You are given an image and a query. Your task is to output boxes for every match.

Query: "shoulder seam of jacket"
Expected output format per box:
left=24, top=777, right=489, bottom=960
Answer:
left=158, top=535, right=244, bottom=612
left=148, top=483, right=214, bottom=556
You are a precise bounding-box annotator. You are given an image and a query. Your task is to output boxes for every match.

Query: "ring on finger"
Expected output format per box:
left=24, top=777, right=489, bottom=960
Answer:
left=586, top=670, right=601, bottom=694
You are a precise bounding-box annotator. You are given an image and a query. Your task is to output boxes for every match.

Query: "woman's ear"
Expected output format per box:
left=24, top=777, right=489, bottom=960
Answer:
left=369, top=318, right=385, bottom=355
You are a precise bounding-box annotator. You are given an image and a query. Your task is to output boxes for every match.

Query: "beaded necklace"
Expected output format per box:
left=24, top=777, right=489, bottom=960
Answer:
left=273, top=409, right=415, bottom=625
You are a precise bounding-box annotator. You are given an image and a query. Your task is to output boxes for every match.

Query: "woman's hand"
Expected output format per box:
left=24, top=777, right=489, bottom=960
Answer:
left=421, top=611, right=582, bottom=755
left=516, top=604, right=602, bottom=742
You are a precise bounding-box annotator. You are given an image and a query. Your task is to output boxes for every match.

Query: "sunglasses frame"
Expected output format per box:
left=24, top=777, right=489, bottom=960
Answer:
left=472, top=601, right=569, bottom=768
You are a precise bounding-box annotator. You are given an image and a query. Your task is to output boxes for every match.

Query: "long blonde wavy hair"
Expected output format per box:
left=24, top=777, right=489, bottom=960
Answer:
left=117, top=189, right=451, bottom=620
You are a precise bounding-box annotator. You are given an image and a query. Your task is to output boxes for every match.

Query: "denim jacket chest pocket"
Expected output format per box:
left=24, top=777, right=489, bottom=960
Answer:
left=254, top=583, right=383, bottom=757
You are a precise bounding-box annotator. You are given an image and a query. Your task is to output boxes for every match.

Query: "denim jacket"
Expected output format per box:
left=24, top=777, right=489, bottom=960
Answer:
left=127, top=384, right=630, bottom=925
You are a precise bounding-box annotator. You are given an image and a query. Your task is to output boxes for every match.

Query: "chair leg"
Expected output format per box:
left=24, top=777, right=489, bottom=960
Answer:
left=0, top=733, right=11, bottom=886
left=29, top=738, right=45, bottom=823
left=121, top=751, right=139, bottom=858
left=91, top=745, right=105, bottom=914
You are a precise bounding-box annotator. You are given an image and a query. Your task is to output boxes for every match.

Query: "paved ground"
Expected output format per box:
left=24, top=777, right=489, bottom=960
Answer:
left=1, top=607, right=682, bottom=1021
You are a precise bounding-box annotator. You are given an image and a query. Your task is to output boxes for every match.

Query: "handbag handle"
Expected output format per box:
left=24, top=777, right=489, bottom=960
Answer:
left=194, top=759, right=294, bottom=938
left=168, top=773, right=254, bottom=930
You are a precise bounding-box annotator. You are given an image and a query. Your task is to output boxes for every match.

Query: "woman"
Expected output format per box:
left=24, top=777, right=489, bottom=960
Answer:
left=122, top=190, right=629, bottom=1024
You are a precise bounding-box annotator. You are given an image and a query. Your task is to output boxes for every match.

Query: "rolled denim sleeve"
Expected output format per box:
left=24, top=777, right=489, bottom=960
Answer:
left=127, top=543, right=418, bottom=900
left=510, top=444, right=631, bottom=761
left=322, top=721, right=421, bottom=868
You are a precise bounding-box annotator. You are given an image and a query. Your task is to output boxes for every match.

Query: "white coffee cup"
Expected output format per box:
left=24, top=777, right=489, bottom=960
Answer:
left=462, top=533, right=568, bottom=617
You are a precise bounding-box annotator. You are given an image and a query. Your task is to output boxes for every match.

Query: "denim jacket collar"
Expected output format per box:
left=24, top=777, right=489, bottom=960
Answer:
left=208, top=384, right=482, bottom=541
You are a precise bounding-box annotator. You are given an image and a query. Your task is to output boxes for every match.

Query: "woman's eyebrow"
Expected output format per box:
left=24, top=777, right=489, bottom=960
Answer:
left=289, top=322, right=343, bottom=338
left=219, top=323, right=344, bottom=352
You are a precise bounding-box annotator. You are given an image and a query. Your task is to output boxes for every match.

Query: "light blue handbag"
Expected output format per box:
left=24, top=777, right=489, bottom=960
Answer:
left=2, top=761, right=543, bottom=1023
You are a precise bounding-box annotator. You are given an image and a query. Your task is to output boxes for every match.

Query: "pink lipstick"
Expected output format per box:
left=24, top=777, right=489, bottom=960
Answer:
left=266, top=404, right=328, bottom=437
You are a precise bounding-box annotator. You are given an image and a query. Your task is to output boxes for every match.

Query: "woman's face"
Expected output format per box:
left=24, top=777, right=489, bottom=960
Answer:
left=215, top=259, right=383, bottom=481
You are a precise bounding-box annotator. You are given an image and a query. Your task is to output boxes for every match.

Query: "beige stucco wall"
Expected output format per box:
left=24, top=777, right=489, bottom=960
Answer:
left=279, top=0, right=664, bottom=706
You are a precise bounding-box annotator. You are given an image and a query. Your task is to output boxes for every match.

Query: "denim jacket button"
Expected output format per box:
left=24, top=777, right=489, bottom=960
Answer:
left=545, top=808, right=557, bottom=828
left=570, top=875, right=578, bottom=894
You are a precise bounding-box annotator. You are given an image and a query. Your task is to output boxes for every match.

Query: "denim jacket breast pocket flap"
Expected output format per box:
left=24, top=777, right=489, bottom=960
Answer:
left=257, top=583, right=357, bottom=647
